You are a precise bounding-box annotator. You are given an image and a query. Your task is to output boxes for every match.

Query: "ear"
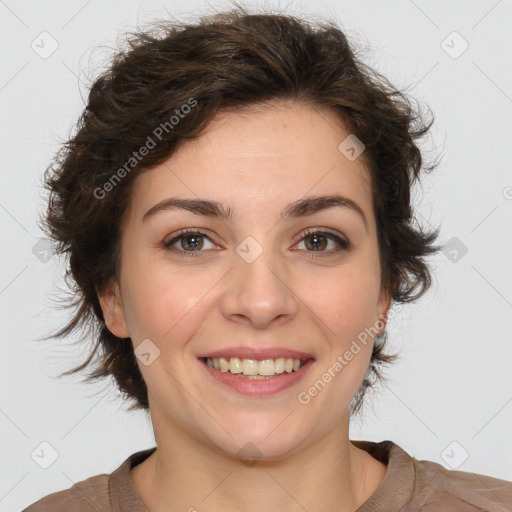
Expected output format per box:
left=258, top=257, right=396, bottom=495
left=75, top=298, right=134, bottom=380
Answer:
left=97, top=280, right=130, bottom=339
left=376, top=288, right=392, bottom=335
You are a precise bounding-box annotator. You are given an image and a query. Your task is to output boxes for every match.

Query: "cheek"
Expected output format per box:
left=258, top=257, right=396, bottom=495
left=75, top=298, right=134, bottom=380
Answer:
left=307, top=267, right=381, bottom=342
left=309, top=272, right=379, bottom=408
left=120, top=258, right=214, bottom=349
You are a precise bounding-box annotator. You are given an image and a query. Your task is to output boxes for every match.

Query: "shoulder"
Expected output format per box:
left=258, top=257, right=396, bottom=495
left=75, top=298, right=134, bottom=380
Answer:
left=21, top=448, right=155, bottom=512
left=354, top=439, right=512, bottom=511
left=411, top=456, right=512, bottom=510
left=21, top=473, right=111, bottom=512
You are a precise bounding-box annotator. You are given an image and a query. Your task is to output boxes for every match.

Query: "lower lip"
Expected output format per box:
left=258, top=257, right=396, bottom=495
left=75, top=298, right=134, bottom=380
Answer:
left=199, top=358, right=315, bottom=396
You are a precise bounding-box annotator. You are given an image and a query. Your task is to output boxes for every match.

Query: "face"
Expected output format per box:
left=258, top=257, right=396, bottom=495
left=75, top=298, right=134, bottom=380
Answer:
left=99, top=100, right=391, bottom=460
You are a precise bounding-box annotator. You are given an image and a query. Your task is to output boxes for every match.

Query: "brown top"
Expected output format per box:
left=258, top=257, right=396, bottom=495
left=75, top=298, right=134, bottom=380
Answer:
left=22, top=440, right=512, bottom=511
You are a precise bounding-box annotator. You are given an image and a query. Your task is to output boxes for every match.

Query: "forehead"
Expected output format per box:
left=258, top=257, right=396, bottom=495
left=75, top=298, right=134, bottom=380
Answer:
left=126, top=100, right=374, bottom=227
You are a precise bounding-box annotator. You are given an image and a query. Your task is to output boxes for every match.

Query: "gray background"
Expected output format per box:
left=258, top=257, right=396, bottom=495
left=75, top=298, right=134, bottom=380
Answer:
left=1, top=0, right=511, bottom=510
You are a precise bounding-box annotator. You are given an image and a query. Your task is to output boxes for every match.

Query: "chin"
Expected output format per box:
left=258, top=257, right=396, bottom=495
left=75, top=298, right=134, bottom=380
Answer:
left=208, top=417, right=310, bottom=463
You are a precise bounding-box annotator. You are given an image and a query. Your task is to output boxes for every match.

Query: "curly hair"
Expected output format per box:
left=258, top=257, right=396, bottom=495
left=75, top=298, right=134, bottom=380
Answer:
left=39, top=5, right=442, bottom=417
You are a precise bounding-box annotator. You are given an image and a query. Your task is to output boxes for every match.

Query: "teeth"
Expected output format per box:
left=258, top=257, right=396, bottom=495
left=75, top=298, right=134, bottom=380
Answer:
left=242, top=358, right=259, bottom=375
left=205, top=357, right=305, bottom=376
left=219, top=357, right=230, bottom=372
left=259, top=359, right=275, bottom=376
left=229, top=357, right=243, bottom=374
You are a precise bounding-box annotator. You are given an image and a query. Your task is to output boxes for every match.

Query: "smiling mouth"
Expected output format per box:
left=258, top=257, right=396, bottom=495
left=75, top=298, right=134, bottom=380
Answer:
left=200, top=356, right=311, bottom=379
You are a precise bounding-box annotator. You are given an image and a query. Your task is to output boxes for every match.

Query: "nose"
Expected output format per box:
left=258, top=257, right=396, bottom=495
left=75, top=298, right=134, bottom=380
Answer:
left=220, top=245, right=299, bottom=330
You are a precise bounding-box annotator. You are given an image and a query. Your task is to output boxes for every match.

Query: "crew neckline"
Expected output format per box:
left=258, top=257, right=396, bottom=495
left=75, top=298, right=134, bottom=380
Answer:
left=110, top=440, right=416, bottom=511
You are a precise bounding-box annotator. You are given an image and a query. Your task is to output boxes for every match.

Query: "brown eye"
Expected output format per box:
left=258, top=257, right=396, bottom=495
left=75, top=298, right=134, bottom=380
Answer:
left=164, top=229, right=216, bottom=256
left=296, top=229, right=350, bottom=256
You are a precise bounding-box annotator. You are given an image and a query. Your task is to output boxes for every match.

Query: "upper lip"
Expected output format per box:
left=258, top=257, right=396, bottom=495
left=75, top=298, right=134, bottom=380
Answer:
left=197, top=347, right=315, bottom=361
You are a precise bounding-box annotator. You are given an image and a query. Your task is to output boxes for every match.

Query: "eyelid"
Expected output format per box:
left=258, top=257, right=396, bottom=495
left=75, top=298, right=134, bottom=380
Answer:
left=294, top=228, right=350, bottom=253
left=163, top=228, right=218, bottom=248
left=295, top=227, right=348, bottom=244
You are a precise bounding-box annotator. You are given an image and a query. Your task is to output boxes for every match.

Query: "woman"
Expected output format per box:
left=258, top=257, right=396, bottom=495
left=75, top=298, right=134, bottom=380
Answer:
left=24, top=6, right=512, bottom=511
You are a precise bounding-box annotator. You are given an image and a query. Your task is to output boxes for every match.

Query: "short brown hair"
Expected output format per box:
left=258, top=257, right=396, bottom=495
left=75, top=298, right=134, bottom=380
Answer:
left=40, top=5, right=441, bottom=416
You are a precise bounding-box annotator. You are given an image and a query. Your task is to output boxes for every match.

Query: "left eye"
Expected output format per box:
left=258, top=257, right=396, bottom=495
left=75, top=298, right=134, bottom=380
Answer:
left=163, top=229, right=349, bottom=257
left=295, top=230, right=350, bottom=253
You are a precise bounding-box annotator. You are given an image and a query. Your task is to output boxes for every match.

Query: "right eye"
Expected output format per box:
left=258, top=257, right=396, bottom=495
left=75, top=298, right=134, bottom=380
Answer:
left=163, top=229, right=219, bottom=257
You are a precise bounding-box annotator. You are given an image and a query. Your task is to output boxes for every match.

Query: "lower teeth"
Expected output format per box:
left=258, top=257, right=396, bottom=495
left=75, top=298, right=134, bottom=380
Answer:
left=234, top=374, right=279, bottom=379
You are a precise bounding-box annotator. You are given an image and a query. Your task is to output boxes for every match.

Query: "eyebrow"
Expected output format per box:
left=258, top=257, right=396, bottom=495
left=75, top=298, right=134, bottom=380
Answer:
left=142, top=194, right=368, bottom=231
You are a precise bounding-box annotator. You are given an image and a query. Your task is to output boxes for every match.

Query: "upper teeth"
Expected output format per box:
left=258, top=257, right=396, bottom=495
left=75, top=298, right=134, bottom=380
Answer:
left=205, top=357, right=303, bottom=376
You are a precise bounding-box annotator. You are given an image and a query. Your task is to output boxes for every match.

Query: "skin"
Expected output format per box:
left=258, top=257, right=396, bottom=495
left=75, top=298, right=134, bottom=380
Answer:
left=99, top=99, right=391, bottom=512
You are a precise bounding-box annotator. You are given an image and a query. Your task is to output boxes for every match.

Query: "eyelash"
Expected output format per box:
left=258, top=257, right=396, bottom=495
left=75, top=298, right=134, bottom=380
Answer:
left=163, top=228, right=350, bottom=258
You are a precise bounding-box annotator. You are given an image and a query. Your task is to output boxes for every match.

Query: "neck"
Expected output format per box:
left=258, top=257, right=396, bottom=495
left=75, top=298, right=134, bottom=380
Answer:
left=130, top=402, right=386, bottom=512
